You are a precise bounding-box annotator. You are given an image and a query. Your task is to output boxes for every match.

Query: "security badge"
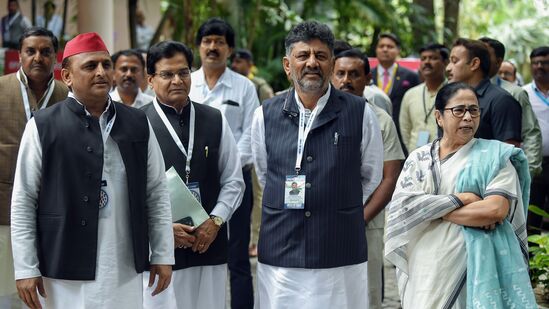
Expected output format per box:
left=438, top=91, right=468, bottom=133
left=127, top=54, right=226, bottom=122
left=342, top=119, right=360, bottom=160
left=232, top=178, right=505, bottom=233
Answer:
left=416, top=130, right=430, bottom=148
left=99, top=180, right=108, bottom=209
left=187, top=182, right=202, bottom=204
left=284, top=175, right=306, bottom=209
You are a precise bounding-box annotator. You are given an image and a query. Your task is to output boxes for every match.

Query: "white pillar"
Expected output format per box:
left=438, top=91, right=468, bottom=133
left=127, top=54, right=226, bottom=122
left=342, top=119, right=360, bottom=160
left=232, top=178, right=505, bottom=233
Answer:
left=77, top=0, right=115, bottom=52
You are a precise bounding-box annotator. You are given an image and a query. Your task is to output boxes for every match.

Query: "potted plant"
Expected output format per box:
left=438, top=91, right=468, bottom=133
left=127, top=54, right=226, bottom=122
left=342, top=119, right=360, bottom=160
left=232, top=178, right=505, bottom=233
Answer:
left=529, top=205, right=549, bottom=306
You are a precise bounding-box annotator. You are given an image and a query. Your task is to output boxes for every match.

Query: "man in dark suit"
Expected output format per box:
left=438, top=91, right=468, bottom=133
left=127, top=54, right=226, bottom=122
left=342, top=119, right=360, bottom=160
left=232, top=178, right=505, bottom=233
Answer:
left=372, top=33, right=420, bottom=141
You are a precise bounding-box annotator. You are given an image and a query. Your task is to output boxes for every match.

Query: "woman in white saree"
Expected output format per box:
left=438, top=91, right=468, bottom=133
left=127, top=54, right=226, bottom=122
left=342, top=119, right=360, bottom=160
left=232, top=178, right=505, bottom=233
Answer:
left=385, top=82, right=536, bottom=308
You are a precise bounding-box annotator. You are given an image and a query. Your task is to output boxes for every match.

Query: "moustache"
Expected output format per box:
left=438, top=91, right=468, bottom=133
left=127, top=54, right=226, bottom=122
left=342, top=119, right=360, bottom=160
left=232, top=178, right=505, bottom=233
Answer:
left=93, top=78, right=109, bottom=84
left=122, top=77, right=136, bottom=83
left=341, top=84, right=355, bottom=91
left=207, top=50, right=219, bottom=57
left=30, top=63, right=47, bottom=69
left=422, top=64, right=433, bottom=70
left=301, top=67, right=322, bottom=77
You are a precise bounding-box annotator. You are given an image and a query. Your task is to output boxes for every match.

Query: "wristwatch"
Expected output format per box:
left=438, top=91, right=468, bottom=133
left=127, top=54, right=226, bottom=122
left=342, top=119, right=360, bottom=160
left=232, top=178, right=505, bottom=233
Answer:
left=210, top=215, right=223, bottom=227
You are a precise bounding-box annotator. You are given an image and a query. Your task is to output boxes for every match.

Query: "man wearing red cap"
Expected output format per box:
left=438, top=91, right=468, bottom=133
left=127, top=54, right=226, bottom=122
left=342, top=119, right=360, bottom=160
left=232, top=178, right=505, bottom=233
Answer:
left=10, top=32, right=174, bottom=309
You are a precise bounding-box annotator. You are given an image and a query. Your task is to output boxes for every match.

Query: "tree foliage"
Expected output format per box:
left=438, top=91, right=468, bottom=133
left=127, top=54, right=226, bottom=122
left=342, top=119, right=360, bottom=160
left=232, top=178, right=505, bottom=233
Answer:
left=459, top=0, right=549, bottom=82
left=149, top=0, right=546, bottom=90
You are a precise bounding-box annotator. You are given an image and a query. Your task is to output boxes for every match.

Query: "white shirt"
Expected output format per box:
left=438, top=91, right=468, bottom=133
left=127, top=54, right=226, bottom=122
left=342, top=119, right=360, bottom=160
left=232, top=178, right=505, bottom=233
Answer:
left=11, top=94, right=174, bottom=281
left=36, top=15, right=63, bottom=38
left=524, top=82, right=549, bottom=156
left=110, top=88, right=154, bottom=109
left=156, top=100, right=245, bottom=222
left=136, top=24, right=154, bottom=50
left=190, top=67, right=260, bottom=167
left=251, top=86, right=384, bottom=204
left=363, top=84, right=393, bottom=115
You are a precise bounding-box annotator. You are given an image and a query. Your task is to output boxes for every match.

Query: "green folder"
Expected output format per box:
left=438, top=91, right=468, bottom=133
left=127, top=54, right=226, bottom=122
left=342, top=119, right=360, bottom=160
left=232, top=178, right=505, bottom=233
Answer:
left=165, top=167, right=209, bottom=227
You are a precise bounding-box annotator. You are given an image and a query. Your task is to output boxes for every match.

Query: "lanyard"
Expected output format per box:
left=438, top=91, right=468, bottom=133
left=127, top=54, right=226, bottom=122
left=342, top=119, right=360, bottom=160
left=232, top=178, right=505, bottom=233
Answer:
left=295, top=105, right=319, bottom=174
left=153, top=98, right=195, bottom=183
left=377, top=64, right=398, bottom=94
left=533, top=83, right=549, bottom=107
left=16, top=69, right=55, bottom=120
left=101, top=108, right=116, bottom=144
left=422, top=85, right=436, bottom=124
left=68, top=92, right=116, bottom=144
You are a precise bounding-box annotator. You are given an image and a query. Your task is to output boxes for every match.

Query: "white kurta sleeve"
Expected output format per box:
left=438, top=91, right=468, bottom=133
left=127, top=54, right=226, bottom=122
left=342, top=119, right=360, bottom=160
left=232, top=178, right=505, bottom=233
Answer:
left=360, top=104, right=384, bottom=203
left=210, top=114, right=245, bottom=222
left=11, top=119, right=42, bottom=280
left=237, top=81, right=260, bottom=167
left=251, top=106, right=267, bottom=190
left=145, top=122, right=175, bottom=265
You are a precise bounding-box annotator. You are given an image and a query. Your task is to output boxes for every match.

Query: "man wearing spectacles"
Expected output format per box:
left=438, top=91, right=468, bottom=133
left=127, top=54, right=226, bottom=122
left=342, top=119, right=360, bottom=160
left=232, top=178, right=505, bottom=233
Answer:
left=446, top=38, right=522, bottom=147
left=110, top=49, right=153, bottom=108
left=141, top=40, right=244, bottom=309
left=189, top=18, right=259, bottom=309
left=524, top=46, right=549, bottom=233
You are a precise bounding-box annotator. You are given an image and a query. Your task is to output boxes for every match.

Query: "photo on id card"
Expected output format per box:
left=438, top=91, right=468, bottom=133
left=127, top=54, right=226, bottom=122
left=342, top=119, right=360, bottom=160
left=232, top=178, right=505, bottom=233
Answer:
left=284, top=175, right=305, bottom=209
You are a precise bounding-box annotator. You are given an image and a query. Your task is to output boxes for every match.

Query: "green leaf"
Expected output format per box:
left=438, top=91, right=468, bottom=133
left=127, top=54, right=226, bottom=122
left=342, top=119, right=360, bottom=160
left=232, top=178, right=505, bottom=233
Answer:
left=529, top=205, right=549, bottom=218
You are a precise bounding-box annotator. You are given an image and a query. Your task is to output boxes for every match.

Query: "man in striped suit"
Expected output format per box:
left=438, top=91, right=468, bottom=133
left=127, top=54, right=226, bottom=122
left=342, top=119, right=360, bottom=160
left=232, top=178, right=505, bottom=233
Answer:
left=251, top=21, right=384, bottom=309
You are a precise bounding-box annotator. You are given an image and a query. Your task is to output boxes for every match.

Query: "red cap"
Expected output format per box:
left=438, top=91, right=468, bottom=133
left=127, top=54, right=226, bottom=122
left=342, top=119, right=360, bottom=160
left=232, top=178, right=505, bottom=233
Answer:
left=62, top=32, right=109, bottom=61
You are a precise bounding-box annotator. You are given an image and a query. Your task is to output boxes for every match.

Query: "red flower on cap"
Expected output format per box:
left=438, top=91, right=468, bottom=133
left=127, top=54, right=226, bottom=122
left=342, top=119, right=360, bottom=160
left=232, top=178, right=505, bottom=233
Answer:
left=62, top=32, right=109, bottom=61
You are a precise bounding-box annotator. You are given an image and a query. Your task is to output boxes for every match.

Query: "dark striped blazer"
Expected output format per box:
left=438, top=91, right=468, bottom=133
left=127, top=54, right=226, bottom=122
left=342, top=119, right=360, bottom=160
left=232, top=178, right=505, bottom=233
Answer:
left=258, top=88, right=368, bottom=269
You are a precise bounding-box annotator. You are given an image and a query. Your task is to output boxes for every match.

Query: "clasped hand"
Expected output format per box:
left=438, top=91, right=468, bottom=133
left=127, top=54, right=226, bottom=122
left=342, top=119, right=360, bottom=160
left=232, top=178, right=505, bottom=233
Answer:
left=173, top=219, right=220, bottom=254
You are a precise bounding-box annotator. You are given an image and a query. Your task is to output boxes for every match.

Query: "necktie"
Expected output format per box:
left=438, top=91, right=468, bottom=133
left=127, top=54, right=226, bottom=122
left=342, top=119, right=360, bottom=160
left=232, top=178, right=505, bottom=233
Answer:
left=382, top=70, right=390, bottom=94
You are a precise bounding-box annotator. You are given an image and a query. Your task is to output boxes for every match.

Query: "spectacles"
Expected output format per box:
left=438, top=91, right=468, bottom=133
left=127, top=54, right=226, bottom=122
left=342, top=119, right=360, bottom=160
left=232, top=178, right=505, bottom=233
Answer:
left=444, top=105, right=480, bottom=118
left=532, top=60, right=549, bottom=67
left=154, top=69, right=191, bottom=80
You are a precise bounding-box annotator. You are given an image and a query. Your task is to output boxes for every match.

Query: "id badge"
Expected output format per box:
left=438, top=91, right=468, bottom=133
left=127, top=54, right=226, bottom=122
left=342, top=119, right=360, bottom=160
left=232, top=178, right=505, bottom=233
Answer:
left=187, top=182, right=202, bottom=204
left=99, top=180, right=110, bottom=218
left=284, top=175, right=305, bottom=209
left=416, top=130, right=430, bottom=148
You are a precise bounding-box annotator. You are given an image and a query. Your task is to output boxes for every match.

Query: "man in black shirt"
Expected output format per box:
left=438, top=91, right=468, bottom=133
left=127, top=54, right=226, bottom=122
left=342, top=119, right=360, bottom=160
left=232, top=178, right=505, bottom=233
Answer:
left=446, top=38, right=521, bottom=146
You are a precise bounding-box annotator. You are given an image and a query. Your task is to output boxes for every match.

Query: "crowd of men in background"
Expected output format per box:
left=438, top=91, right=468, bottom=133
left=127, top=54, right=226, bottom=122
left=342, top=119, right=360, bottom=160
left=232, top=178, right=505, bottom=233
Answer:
left=0, top=1, right=548, bottom=308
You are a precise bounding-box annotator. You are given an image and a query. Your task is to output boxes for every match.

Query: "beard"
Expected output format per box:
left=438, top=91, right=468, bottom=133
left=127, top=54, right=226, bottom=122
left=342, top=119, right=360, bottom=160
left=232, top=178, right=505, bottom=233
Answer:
left=290, top=67, right=326, bottom=93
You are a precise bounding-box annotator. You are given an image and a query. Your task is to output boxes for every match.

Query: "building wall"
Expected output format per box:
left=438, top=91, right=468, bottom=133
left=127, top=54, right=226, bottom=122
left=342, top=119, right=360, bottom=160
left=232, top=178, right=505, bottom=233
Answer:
left=0, top=0, right=162, bottom=52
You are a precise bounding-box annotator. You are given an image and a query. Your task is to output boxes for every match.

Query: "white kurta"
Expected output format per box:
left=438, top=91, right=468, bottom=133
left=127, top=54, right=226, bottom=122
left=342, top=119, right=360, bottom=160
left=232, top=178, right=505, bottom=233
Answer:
left=11, top=96, right=174, bottom=309
left=144, top=264, right=227, bottom=309
left=251, top=86, right=383, bottom=308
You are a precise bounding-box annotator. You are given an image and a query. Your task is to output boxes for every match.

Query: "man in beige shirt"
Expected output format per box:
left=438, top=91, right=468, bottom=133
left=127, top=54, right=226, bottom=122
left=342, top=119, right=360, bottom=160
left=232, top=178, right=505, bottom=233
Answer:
left=399, top=43, right=448, bottom=153
left=331, top=46, right=404, bottom=309
left=0, top=27, right=67, bottom=309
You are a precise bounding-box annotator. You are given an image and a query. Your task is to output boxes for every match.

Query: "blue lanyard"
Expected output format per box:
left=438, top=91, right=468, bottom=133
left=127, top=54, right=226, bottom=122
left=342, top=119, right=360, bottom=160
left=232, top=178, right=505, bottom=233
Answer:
left=532, top=83, right=549, bottom=107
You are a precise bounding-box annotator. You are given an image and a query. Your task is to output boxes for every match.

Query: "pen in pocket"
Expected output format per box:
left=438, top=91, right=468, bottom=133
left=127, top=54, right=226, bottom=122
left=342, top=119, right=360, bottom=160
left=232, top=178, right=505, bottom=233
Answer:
left=205, top=146, right=209, bottom=158
left=334, top=132, right=339, bottom=145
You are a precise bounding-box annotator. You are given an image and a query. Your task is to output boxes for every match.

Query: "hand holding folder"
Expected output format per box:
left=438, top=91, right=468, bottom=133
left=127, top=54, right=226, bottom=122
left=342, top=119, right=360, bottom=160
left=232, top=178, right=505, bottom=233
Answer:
left=165, top=167, right=210, bottom=227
